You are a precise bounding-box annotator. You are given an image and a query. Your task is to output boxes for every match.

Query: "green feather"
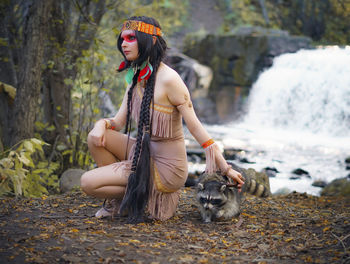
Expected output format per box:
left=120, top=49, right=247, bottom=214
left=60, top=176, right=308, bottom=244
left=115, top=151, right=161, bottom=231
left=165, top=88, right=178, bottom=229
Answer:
left=125, top=68, right=134, bottom=84
left=140, top=60, right=147, bottom=70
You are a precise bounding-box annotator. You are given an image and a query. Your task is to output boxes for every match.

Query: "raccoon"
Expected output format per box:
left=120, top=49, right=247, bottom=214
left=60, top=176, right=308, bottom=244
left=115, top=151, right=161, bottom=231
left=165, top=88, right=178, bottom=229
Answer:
left=196, top=162, right=269, bottom=223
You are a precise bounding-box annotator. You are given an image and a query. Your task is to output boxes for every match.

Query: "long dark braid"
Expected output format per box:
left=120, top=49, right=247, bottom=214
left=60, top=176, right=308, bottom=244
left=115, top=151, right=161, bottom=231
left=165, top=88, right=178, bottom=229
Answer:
left=118, top=16, right=167, bottom=223
left=122, top=70, right=139, bottom=160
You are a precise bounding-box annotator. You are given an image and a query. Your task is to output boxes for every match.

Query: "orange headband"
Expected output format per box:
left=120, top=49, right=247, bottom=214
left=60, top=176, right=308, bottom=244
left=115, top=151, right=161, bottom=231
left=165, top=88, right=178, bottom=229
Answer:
left=121, top=20, right=162, bottom=36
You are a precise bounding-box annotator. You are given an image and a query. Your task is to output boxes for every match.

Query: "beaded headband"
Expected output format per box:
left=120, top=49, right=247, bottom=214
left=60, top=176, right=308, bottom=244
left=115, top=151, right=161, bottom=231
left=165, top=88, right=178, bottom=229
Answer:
left=121, top=20, right=162, bottom=36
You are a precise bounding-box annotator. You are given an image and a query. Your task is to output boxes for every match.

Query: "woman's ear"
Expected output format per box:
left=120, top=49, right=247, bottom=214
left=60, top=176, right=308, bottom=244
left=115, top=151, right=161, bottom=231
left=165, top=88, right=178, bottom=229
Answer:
left=152, top=36, right=157, bottom=45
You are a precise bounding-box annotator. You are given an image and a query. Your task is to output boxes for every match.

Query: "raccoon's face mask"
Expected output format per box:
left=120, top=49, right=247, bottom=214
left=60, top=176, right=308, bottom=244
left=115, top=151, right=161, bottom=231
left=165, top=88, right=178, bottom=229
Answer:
left=197, top=182, right=228, bottom=210
left=197, top=182, right=227, bottom=192
left=199, top=197, right=226, bottom=211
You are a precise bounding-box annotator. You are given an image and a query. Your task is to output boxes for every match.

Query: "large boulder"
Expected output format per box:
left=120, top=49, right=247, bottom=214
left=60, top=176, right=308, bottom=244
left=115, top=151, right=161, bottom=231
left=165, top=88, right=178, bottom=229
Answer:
left=183, top=27, right=312, bottom=122
left=59, top=168, right=86, bottom=193
left=166, top=52, right=218, bottom=123
left=321, top=177, right=350, bottom=197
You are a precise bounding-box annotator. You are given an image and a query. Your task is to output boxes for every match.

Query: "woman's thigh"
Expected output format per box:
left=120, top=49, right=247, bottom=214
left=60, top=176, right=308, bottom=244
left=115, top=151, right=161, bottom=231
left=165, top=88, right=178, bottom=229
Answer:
left=88, top=130, right=135, bottom=165
left=104, top=130, right=135, bottom=161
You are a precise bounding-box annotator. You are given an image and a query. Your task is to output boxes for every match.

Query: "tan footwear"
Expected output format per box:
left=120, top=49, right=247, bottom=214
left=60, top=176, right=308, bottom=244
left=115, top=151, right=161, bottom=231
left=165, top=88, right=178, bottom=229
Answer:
left=95, top=207, right=112, bottom=218
left=95, top=199, right=119, bottom=218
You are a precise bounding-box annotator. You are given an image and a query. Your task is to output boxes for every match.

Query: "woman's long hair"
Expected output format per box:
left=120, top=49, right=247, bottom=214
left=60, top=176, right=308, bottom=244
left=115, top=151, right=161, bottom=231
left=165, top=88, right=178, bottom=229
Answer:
left=117, top=16, right=167, bottom=223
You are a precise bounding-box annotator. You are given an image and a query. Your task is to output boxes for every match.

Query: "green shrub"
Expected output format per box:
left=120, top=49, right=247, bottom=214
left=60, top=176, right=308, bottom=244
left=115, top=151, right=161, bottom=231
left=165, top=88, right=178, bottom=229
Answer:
left=0, top=138, right=59, bottom=197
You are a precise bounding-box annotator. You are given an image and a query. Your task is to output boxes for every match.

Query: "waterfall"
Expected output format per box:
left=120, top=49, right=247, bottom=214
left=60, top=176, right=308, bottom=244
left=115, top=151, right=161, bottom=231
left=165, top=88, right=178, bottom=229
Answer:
left=204, top=47, right=350, bottom=195
left=244, top=47, right=350, bottom=137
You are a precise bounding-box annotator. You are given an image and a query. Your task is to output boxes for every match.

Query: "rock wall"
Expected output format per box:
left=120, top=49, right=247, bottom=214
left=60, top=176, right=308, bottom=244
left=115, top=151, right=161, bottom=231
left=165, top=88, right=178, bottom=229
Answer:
left=183, top=27, right=312, bottom=122
left=165, top=52, right=218, bottom=124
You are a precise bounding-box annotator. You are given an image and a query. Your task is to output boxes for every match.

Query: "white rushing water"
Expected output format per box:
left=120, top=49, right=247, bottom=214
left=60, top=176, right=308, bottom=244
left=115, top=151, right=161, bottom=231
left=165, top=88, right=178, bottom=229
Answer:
left=205, top=47, right=350, bottom=196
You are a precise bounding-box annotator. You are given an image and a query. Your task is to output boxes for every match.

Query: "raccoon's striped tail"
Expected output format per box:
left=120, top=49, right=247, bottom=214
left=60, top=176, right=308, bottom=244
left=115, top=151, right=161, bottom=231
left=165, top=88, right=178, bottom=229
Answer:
left=244, top=178, right=270, bottom=197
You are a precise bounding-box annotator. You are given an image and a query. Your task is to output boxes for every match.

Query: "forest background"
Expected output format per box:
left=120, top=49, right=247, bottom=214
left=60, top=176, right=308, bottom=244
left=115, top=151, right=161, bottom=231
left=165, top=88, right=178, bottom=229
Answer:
left=0, top=0, right=349, bottom=198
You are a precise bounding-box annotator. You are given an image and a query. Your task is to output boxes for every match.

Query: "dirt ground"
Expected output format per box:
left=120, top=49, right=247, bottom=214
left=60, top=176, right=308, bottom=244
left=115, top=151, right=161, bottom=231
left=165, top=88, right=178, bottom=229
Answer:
left=0, top=188, right=349, bottom=264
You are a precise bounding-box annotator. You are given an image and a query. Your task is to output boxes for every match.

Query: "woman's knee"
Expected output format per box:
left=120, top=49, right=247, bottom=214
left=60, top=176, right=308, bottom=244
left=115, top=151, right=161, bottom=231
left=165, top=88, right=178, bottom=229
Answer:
left=87, top=132, right=96, bottom=151
left=80, top=171, right=95, bottom=195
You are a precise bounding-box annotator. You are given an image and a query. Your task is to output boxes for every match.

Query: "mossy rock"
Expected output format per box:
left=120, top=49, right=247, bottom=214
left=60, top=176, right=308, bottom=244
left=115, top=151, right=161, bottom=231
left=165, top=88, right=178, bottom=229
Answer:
left=321, top=178, right=350, bottom=197
left=183, top=27, right=311, bottom=121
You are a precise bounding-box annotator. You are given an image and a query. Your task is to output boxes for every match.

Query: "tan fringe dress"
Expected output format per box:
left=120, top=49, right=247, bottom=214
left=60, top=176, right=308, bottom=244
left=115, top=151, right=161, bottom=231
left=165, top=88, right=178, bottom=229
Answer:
left=114, top=82, right=188, bottom=221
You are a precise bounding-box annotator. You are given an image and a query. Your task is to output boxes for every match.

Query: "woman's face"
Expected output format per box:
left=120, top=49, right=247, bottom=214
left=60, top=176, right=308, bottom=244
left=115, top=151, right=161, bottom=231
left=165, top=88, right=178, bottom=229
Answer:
left=120, top=30, right=139, bottom=61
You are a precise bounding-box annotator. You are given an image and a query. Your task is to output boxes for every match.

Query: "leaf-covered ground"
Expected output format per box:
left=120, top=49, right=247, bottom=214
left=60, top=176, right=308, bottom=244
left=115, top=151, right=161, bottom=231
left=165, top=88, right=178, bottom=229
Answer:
left=0, top=188, right=349, bottom=264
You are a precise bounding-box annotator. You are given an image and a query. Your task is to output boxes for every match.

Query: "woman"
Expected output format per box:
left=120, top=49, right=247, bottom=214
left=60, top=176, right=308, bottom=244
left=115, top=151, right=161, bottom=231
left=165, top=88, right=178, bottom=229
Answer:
left=80, top=16, right=244, bottom=223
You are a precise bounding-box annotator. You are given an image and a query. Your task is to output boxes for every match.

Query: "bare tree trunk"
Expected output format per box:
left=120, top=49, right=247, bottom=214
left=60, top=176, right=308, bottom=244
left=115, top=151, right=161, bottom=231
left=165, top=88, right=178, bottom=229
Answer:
left=0, top=1, right=19, bottom=147
left=42, top=0, right=106, bottom=146
left=259, top=0, right=270, bottom=26
left=11, top=0, right=53, bottom=145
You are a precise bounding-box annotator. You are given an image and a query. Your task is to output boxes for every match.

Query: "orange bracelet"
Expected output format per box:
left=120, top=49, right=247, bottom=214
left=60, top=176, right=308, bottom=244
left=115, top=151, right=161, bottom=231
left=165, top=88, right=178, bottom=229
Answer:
left=201, top=138, right=215, bottom=148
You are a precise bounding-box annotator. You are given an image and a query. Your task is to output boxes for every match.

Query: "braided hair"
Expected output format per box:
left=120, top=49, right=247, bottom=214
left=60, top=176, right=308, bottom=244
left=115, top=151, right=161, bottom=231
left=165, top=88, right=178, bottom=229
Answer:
left=117, top=16, right=167, bottom=223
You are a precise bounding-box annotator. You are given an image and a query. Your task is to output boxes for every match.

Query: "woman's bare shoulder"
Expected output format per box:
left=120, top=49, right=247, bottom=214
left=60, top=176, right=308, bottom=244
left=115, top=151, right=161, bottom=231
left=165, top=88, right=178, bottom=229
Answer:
left=157, top=62, right=189, bottom=106
left=157, top=62, right=182, bottom=83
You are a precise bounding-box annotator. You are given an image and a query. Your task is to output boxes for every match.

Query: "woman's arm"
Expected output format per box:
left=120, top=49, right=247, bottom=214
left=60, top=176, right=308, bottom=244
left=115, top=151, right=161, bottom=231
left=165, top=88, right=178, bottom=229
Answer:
left=89, top=86, right=130, bottom=147
left=165, top=72, right=244, bottom=188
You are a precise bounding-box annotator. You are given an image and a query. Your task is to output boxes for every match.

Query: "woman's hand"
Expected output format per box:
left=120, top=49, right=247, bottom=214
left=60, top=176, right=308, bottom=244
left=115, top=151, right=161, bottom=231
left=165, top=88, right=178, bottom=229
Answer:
left=212, top=144, right=244, bottom=190
left=226, top=167, right=245, bottom=191
left=88, top=120, right=107, bottom=147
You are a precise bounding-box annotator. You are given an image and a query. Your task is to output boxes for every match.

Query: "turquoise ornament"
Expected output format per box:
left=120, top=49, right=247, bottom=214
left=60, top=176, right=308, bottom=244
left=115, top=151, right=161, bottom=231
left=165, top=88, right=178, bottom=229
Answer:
left=125, top=67, right=134, bottom=84
left=124, top=61, right=153, bottom=84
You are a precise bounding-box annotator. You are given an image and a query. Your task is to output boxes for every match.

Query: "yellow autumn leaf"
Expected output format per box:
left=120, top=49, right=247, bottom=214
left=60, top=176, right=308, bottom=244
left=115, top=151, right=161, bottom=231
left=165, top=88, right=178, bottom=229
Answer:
left=323, top=226, right=331, bottom=232
left=88, top=203, right=100, bottom=208
left=285, top=238, right=293, bottom=242
left=23, top=141, right=34, bottom=152
left=241, top=212, right=256, bottom=218
left=70, top=229, right=79, bottom=233
left=129, top=239, right=141, bottom=243
left=39, top=233, right=50, bottom=239
left=18, top=154, right=31, bottom=166
left=48, top=246, right=62, bottom=251
left=305, top=256, right=313, bottom=262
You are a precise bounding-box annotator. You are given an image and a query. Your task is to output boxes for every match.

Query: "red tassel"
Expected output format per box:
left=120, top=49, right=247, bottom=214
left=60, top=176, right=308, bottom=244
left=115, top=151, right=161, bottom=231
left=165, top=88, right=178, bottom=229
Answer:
left=137, top=64, right=152, bottom=82
left=118, top=61, right=126, bottom=71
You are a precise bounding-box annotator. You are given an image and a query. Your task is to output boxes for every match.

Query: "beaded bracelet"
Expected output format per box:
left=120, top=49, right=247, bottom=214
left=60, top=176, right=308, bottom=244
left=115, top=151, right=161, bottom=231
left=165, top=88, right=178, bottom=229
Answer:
left=201, top=138, right=215, bottom=148
left=103, top=119, right=116, bottom=130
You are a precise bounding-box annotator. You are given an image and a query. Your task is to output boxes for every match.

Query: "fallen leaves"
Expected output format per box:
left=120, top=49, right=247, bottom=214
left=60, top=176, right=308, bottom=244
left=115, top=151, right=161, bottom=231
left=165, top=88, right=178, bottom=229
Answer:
left=0, top=190, right=349, bottom=263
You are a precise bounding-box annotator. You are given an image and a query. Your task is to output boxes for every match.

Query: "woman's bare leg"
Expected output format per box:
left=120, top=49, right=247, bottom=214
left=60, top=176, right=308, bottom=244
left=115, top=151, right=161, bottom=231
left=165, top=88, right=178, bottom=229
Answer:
left=81, top=129, right=135, bottom=198
left=80, top=163, right=129, bottom=199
